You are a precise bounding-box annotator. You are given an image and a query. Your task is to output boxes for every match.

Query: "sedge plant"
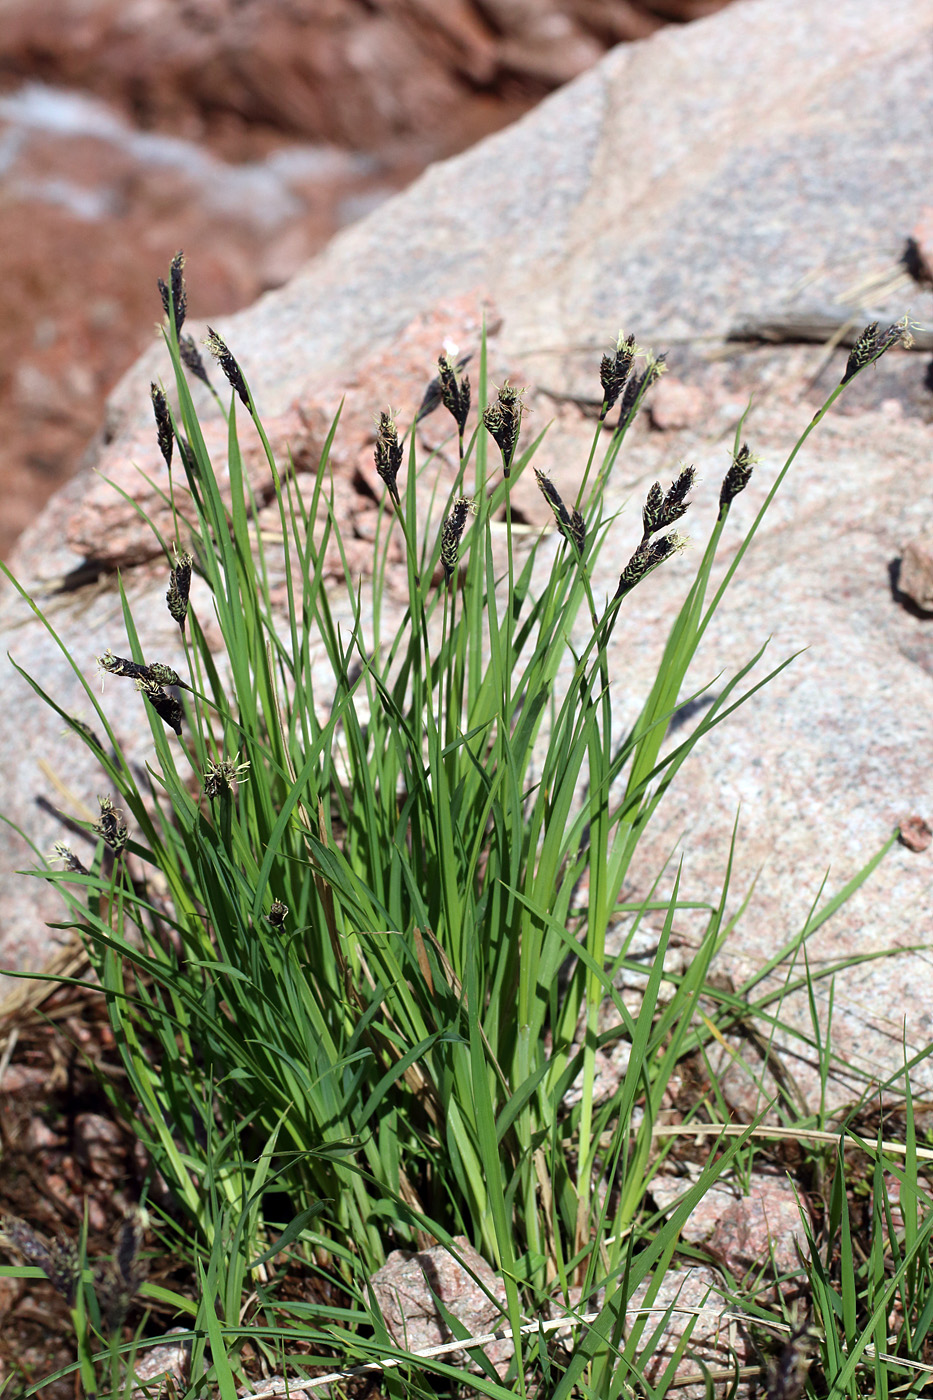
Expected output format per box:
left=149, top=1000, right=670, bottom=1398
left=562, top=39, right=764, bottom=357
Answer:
left=0, top=256, right=923, bottom=1398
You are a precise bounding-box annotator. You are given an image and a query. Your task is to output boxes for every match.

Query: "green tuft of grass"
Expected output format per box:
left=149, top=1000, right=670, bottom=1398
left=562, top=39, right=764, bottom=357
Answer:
left=0, top=269, right=926, bottom=1399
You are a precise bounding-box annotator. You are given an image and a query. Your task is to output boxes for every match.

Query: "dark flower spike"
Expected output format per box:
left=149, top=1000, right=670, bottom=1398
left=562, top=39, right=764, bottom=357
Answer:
left=95, top=796, right=128, bottom=855
left=842, top=321, right=879, bottom=383
left=95, top=1210, right=147, bottom=1333
left=158, top=251, right=187, bottom=333
left=416, top=353, right=472, bottom=424
left=654, top=465, right=695, bottom=535
left=98, top=650, right=149, bottom=683
left=534, top=468, right=586, bottom=555
left=98, top=648, right=186, bottom=690
left=167, top=549, right=193, bottom=632
left=841, top=318, right=908, bottom=384
left=440, top=496, right=476, bottom=582
left=136, top=678, right=183, bottom=735
left=179, top=333, right=213, bottom=388
left=617, top=352, right=667, bottom=429
left=178, top=434, right=197, bottom=475
left=0, top=1216, right=80, bottom=1304
left=599, top=332, right=637, bottom=417
left=437, top=353, right=472, bottom=434
left=374, top=410, right=404, bottom=505
left=483, top=381, right=524, bottom=476
left=203, top=754, right=250, bottom=798
left=568, top=508, right=586, bottom=555
left=110, top=1211, right=146, bottom=1300
left=641, top=467, right=694, bottom=540
left=53, top=842, right=88, bottom=875
left=641, top=482, right=664, bottom=538
left=150, top=383, right=173, bottom=470
left=720, top=441, right=756, bottom=511
left=146, top=661, right=186, bottom=689
left=267, top=900, right=289, bottom=926
left=205, top=327, right=251, bottom=410
left=614, top=533, right=686, bottom=600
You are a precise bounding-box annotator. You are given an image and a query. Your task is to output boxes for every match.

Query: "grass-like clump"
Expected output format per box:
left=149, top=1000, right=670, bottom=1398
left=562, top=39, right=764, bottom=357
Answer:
left=1, top=259, right=931, bottom=1399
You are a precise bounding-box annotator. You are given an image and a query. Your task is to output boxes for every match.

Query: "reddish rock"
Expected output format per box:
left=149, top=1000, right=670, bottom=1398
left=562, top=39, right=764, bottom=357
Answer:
left=648, top=376, right=707, bottom=431
left=130, top=1331, right=190, bottom=1399
left=899, top=814, right=932, bottom=852
left=74, top=1111, right=126, bottom=1181
left=899, top=536, right=933, bottom=611
left=650, top=1171, right=807, bottom=1282
left=370, top=1235, right=512, bottom=1369
left=0, top=1, right=728, bottom=156
left=0, top=1064, right=49, bottom=1094
left=627, top=1266, right=751, bottom=1394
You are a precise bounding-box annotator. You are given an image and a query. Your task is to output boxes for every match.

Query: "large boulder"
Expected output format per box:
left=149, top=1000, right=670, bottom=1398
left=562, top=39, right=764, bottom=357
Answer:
left=2, top=0, right=932, bottom=1107
left=0, top=1, right=729, bottom=154
left=0, top=0, right=732, bottom=558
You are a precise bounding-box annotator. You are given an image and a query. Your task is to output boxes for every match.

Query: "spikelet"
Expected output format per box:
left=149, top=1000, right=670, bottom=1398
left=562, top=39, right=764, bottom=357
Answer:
left=157, top=251, right=187, bottom=332
left=483, top=381, right=524, bottom=476
left=374, top=410, right=404, bottom=505
left=599, top=332, right=636, bottom=417
left=95, top=796, right=128, bottom=855
left=440, top=497, right=475, bottom=582
left=150, top=383, right=173, bottom=470
left=167, top=549, right=193, bottom=632
left=719, top=442, right=756, bottom=511
left=534, top=469, right=586, bottom=556
left=205, top=327, right=251, bottom=409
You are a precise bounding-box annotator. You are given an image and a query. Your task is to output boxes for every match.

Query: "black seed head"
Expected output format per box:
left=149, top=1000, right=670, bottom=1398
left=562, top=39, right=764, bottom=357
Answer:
left=534, top=468, right=586, bottom=555
left=599, top=332, right=636, bottom=416
left=719, top=442, right=756, bottom=511
left=483, top=381, right=524, bottom=475
left=617, top=353, right=667, bottom=429
left=534, top=467, right=568, bottom=522
left=641, top=481, right=664, bottom=539
left=205, top=327, right=251, bottom=410
left=150, top=382, right=173, bottom=470
left=568, top=508, right=586, bottom=555
left=656, top=465, right=695, bottom=532
left=415, top=353, right=472, bottom=423
left=1, top=1217, right=80, bottom=1304
left=203, top=754, right=250, bottom=798
left=615, top=533, right=685, bottom=600
left=179, top=333, right=212, bottom=388
left=158, top=251, right=187, bottom=333
left=97, top=650, right=149, bottom=683
left=136, top=678, right=183, bottom=735
left=766, top=1313, right=819, bottom=1400
left=167, top=550, right=193, bottom=632
left=146, top=661, right=185, bottom=689
left=53, top=842, right=88, bottom=875
left=94, top=1210, right=147, bottom=1333
left=177, top=434, right=198, bottom=475
left=95, top=795, right=128, bottom=855
left=840, top=319, right=908, bottom=384
left=374, top=410, right=404, bottom=504
left=440, top=496, right=474, bottom=582
left=437, top=353, right=472, bottom=434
